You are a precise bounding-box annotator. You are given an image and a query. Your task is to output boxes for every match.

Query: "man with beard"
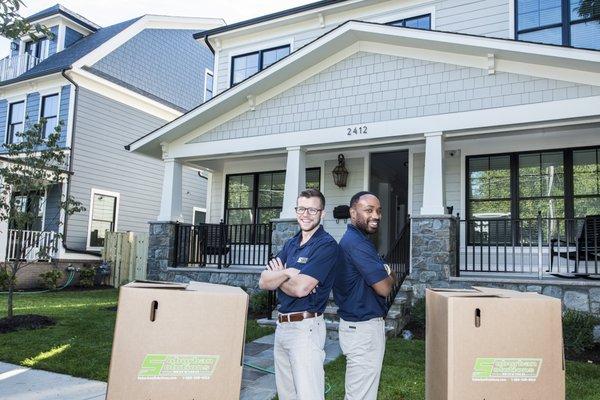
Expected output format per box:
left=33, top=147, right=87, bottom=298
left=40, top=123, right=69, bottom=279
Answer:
left=333, top=191, right=396, bottom=400
left=259, top=188, right=340, bottom=400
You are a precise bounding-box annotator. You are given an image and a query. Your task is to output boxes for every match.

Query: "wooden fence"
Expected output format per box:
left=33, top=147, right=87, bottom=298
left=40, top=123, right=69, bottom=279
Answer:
left=102, top=232, right=148, bottom=287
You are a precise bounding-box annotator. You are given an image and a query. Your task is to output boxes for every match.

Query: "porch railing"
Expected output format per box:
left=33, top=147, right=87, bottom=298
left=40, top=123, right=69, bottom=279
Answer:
left=174, top=221, right=273, bottom=268
left=457, top=213, right=599, bottom=278
left=385, top=218, right=411, bottom=307
left=6, top=229, right=58, bottom=261
left=0, top=53, right=40, bottom=82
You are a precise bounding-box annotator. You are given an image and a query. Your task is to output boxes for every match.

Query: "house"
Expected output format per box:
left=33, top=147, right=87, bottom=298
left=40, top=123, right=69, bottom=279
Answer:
left=0, top=4, right=224, bottom=285
left=128, top=0, right=600, bottom=318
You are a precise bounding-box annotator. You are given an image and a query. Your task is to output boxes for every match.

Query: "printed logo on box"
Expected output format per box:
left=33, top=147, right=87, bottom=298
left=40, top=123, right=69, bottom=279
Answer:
left=472, top=358, right=543, bottom=382
left=138, top=354, right=220, bottom=380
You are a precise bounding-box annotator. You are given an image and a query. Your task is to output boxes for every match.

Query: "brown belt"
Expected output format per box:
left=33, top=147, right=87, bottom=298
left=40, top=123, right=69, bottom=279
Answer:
left=278, top=311, right=322, bottom=323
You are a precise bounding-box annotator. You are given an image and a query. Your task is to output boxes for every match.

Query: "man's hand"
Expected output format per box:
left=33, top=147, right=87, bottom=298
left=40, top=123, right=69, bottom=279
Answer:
left=284, top=267, right=301, bottom=278
left=267, top=257, right=285, bottom=271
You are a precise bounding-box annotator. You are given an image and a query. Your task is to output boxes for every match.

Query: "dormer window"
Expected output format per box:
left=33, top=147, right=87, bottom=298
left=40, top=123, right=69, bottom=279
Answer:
left=389, top=14, right=431, bottom=30
left=24, top=37, right=49, bottom=61
left=230, top=45, right=291, bottom=86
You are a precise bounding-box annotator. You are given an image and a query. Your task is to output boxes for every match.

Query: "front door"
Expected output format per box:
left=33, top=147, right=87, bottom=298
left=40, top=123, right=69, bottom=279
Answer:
left=369, top=150, right=409, bottom=255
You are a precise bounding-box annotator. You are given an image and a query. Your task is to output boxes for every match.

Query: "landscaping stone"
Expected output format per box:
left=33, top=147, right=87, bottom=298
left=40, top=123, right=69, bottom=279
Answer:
left=542, top=285, right=563, bottom=299
left=526, top=285, right=542, bottom=293
left=563, top=291, right=590, bottom=312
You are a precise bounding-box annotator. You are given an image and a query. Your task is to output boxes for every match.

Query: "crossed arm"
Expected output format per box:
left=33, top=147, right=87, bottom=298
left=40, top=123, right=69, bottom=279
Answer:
left=258, top=257, right=319, bottom=298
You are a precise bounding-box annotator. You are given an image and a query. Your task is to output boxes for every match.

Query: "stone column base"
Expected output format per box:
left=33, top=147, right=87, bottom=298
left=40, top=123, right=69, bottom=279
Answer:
left=147, top=221, right=178, bottom=281
left=271, top=218, right=299, bottom=256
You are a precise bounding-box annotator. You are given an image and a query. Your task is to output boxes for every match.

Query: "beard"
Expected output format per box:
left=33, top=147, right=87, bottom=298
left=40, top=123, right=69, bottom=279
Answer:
left=355, top=217, right=380, bottom=234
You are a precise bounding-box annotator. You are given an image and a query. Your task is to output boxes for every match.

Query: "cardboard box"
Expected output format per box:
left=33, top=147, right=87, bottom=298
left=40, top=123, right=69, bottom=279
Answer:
left=426, top=287, right=565, bottom=400
left=106, top=281, right=248, bottom=400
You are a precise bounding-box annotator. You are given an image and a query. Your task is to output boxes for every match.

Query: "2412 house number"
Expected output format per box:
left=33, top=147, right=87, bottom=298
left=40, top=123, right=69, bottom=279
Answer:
left=346, top=125, right=368, bottom=136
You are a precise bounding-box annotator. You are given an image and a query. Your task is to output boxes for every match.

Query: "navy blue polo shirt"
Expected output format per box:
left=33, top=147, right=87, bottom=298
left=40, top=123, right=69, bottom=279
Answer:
left=333, top=224, right=390, bottom=321
left=276, top=225, right=340, bottom=314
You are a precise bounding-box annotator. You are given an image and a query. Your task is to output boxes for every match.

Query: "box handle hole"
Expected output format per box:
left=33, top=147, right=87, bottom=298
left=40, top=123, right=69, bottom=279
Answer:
left=150, top=300, right=158, bottom=322
left=475, top=308, right=481, bottom=327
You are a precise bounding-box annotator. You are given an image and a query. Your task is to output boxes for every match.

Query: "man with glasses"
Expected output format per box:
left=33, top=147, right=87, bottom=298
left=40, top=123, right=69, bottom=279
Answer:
left=333, top=191, right=396, bottom=400
left=259, top=188, right=340, bottom=400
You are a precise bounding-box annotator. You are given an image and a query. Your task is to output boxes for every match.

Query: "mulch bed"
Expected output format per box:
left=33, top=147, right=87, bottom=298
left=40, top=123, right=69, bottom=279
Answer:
left=0, top=314, right=56, bottom=334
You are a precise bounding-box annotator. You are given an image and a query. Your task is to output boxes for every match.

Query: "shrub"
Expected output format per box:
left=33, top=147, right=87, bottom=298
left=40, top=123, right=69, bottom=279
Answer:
left=78, top=267, right=96, bottom=288
left=563, top=309, right=598, bottom=356
left=411, top=297, right=426, bottom=329
left=39, top=269, right=63, bottom=290
left=249, top=290, right=271, bottom=317
left=0, top=266, right=13, bottom=291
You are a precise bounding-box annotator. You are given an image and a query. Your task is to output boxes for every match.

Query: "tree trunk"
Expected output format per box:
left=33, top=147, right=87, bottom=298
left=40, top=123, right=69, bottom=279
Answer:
left=7, top=278, right=14, bottom=318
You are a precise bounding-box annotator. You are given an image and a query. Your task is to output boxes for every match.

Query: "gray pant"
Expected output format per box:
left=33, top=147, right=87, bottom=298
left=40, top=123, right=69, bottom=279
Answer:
left=274, top=315, right=326, bottom=400
left=339, top=317, right=386, bottom=400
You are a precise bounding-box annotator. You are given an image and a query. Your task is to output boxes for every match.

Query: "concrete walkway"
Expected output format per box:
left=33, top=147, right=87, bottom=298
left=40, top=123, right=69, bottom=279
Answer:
left=0, top=334, right=342, bottom=400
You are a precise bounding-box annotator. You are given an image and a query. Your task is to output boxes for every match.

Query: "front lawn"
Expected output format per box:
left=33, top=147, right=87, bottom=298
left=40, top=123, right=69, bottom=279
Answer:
left=324, top=339, right=600, bottom=400
left=0, top=288, right=273, bottom=381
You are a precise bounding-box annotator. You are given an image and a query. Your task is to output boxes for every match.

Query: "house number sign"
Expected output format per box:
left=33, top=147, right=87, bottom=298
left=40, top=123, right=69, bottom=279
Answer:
left=346, top=125, right=368, bottom=136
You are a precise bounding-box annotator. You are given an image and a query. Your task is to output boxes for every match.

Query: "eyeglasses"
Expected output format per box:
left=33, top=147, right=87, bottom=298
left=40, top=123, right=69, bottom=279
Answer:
left=294, top=206, right=322, bottom=215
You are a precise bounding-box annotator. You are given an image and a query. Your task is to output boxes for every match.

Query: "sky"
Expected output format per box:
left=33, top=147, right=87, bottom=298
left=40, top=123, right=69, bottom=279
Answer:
left=0, top=0, right=315, bottom=55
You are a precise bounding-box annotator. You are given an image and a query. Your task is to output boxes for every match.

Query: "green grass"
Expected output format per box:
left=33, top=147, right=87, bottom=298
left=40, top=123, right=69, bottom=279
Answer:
left=0, top=289, right=274, bottom=381
left=323, top=339, right=600, bottom=400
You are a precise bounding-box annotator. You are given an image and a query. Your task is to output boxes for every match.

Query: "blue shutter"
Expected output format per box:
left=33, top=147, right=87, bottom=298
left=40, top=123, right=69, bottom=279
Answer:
left=0, top=100, right=8, bottom=147
left=25, top=92, right=40, bottom=130
left=59, top=85, right=70, bottom=147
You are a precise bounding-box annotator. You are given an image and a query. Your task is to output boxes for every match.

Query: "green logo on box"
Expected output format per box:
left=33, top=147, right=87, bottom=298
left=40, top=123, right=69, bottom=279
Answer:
left=138, top=354, right=220, bottom=380
left=472, top=358, right=542, bottom=382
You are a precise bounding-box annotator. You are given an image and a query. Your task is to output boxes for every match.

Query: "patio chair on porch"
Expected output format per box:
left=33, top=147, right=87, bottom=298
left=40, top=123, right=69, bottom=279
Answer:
left=550, top=215, right=600, bottom=279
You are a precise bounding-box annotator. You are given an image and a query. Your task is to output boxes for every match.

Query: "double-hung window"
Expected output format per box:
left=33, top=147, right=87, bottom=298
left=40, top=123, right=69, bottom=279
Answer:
left=230, top=45, right=290, bottom=86
left=516, top=0, right=600, bottom=50
left=40, top=94, right=59, bottom=138
left=7, top=101, right=25, bottom=144
left=388, top=14, right=432, bottom=30
left=88, top=190, right=119, bottom=249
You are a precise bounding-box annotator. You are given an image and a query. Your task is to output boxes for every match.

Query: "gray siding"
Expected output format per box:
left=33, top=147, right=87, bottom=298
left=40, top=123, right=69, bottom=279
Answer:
left=92, top=29, right=214, bottom=111
left=66, top=88, right=206, bottom=249
left=216, top=0, right=512, bottom=93
left=197, top=51, right=600, bottom=144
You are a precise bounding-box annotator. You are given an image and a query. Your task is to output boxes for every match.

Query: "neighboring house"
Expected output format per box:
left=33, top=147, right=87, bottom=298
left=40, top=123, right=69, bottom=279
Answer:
left=0, top=4, right=224, bottom=264
left=129, top=0, right=600, bottom=314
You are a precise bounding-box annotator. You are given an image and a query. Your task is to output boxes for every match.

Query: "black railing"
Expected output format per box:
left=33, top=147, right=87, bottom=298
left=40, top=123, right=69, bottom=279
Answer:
left=457, top=213, right=600, bottom=278
left=385, top=218, right=411, bottom=307
left=175, top=221, right=273, bottom=268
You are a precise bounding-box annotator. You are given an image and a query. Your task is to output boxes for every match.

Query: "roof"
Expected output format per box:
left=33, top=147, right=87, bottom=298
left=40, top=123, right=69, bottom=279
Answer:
left=0, top=17, right=141, bottom=87
left=27, top=4, right=101, bottom=32
left=193, top=0, right=349, bottom=40
left=128, top=20, right=600, bottom=158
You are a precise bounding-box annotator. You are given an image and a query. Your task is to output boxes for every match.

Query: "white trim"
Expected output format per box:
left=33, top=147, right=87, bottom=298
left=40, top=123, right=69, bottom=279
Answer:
left=40, top=187, right=47, bottom=231
left=205, top=171, right=213, bottom=224
left=86, top=188, right=120, bottom=252
left=129, top=21, right=600, bottom=157
left=407, top=148, right=413, bottom=217
left=508, top=0, right=516, bottom=40
left=203, top=68, right=214, bottom=103
left=363, top=152, right=370, bottom=191
left=57, top=24, right=67, bottom=52
left=192, top=207, right=207, bottom=225
left=66, top=83, right=76, bottom=148
left=66, top=69, right=182, bottom=121
left=72, top=15, right=225, bottom=69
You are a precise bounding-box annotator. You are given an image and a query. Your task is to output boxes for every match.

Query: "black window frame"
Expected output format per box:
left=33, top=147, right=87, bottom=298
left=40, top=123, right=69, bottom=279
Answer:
left=40, top=93, right=59, bottom=139
left=515, top=0, right=600, bottom=49
left=224, top=167, right=321, bottom=225
left=230, top=44, right=291, bottom=86
left=6, top=100, right=25, bottom=144
left=466, top=145, right=600, bottom=224
left=388, top=14, right=432, bottom=30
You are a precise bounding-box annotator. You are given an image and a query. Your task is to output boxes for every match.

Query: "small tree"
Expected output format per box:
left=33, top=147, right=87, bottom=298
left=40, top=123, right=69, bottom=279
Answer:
left=576, top=0, right=600, bottom=21
left=0, top=121, right=84, bottom=318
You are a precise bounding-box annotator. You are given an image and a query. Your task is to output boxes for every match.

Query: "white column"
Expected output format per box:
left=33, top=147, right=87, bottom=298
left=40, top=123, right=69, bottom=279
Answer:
left=420, top=132, right=446, bottom=215
left=158, top=158, right=183, bottom=221
left=280, top=146, right=306, bottom=219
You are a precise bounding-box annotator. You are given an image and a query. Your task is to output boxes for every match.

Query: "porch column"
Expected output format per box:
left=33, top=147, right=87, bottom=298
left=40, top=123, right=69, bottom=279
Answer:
left=158, top=158, right=183, bottom=221
left=280, top=146, right=306, bottom=219
left=420, top=132, right=445, bottom=215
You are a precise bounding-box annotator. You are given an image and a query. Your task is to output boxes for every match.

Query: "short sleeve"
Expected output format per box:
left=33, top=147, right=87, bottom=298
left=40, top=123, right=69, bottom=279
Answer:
left=300, top=241, right=339, bottom=284
left=345, top=242, right=388, bottom=286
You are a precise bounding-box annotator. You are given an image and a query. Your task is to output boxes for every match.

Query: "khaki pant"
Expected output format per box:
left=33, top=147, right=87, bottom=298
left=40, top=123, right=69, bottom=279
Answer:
left=274, top=315, right=326, bottom=400
left=339, top=317, right=386, bottom=400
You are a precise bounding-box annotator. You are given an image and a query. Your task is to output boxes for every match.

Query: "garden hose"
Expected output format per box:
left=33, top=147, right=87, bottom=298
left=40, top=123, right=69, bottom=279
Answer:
left=242, top=362, right=332, bottom=394
left=0, top=270, right=76, bottom=294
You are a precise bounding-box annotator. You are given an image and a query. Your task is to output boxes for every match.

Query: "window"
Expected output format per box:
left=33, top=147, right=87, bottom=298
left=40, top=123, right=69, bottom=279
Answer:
left=40, top=94, right=59, bottom=138
left=9, top=191, right=45, bottom=231
left=516, top=0, right=600, bottom=49
left=88, top=190, right=118, bottom=248
left=225, top=168, right=320, bottom=224
left=24, top=37, right=49, bottom=60
left=230, top=45, right=291, bottom=86
left=193, top=207, right=206, bottom=224
left=467, top=155, right=511, bottom=219
left=573, top=148, right=600, bottom=217
left=204, top=70, right=214, bottom=102
left=518, top=152, right=565, bottom=219
left=7, top=101, right=25, bottom=144
left=389, top=14, right=431, bottom=30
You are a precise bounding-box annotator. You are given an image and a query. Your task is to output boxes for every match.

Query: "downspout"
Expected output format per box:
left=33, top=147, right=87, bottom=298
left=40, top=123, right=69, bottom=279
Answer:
left=60, top=68, right=100, bottom=256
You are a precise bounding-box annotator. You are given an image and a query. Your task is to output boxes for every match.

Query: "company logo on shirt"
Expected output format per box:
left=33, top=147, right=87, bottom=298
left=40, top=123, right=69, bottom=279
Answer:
left=297, top=257, right=308, bottom=264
